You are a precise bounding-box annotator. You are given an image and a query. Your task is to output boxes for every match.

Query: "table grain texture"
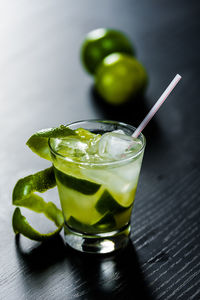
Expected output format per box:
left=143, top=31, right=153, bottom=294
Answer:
left=0, top=0, right=200, bottom=299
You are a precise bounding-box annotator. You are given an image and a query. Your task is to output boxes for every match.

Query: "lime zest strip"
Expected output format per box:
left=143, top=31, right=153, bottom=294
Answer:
left=12, top=208, right=63, bottom=242
left=26, top=125, right=77, bottom=161
left=12, top=167, right=64, bottom=241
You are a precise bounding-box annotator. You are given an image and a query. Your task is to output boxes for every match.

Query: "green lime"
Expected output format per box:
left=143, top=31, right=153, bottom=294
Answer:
left=81, top=28, right=135, bottom=74
left=13, top=167, right=56, bottom=205
left=12, top=167, right=64, bottom=241
left=13, top=207, right=63, bottom=241
left=53, top=167, right=101, bottom=195
left=68, top=214, right=116, bottom=233
left=95, top=190, right=132, bottom=215
left=26, top=125, right=76, bottom=161
left=95, top=53, right=148, bottom=105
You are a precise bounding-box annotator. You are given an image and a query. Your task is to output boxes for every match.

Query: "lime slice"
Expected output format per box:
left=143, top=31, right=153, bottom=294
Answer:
left=12, top=167, right=64, bottom=241
left=115, top=206, right=132, bottom=228
left=94, top=213, right=116, bottom=231
left=26, top=125, right=76, bottom=161
left=68, top=213, right=115, bottom=233
left=95, top=190, right=133, bottom=215
left=54, top=167, right=101, bottom=195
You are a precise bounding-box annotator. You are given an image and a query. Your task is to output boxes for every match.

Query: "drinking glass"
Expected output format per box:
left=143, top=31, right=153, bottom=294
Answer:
left=49, top=120, right=145, bottom=254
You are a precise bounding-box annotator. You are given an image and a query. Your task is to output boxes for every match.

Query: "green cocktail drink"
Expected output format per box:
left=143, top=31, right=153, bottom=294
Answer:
left=12, top=76, right=181, bottom=252
left=49, top=120, right=145, bottom=253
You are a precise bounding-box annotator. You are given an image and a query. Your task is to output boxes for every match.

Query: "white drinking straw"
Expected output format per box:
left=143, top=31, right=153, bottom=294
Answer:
left=132, top=74, right=182, bottom=138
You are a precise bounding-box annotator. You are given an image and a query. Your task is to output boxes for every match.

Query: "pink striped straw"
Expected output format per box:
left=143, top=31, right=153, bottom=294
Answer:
left=132, top=74, right=182, bottom=138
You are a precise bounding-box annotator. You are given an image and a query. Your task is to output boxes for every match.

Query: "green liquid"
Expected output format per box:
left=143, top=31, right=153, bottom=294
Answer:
left=54, top=164, right=140, bottom=234
left=51, top=128, right=143, bottom=234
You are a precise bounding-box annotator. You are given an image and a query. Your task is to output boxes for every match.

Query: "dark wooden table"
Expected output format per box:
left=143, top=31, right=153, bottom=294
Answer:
left=1, top=1, right=200, bottom=299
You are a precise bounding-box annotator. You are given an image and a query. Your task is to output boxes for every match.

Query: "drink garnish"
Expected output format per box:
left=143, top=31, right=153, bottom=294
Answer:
left=12, top=125, right=77, bottom=241
left=12, top=167, right=64, bottom=241
left=26, top=125, right=76, bottom=160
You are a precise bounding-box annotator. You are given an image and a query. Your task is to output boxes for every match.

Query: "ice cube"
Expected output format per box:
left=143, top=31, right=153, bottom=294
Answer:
left=98, top=131, right=142, bottom=160
left=112, top=129, right=125, bottom=135
left=81, top=167, right=129, bottom=194
left=55, top=137, right=88, bottom=158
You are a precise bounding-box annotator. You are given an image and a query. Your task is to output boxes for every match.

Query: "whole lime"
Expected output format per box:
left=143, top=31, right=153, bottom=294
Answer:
left=81, top=28, right=135, bottom=74
left=95, top=53, right=148, bottom=105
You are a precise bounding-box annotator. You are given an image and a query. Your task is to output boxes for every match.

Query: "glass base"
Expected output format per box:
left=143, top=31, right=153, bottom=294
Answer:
left=64, top=223, right=130, bottom=254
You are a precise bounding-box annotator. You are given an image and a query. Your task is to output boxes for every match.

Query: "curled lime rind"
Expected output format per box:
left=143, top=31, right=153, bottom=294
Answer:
left=12, top=207, right=63, bottom=242
left=12, top=124, right=78, bottom=242
left=12, top=167, right=64, bottom=241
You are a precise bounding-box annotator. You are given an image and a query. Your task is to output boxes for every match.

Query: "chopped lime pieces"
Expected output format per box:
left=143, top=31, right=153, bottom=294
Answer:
left=12, top=167, right=64, bottom=241
left=54, top=167, right=101, bottom=195
left=26, top=125, right=76, bottom=161
left=94, top=213, right=116, bottom=230
left=68, top=213, right=116, bottom=233
left=95, top=190, right=132, bottom=215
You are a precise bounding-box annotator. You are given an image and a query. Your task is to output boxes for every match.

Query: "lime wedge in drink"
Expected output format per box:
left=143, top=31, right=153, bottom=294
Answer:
left=114, top=207, right=132, bottom=228
left=53, top=167, right=101, bottom=195
left=95, top=189, right=133, bottom=215
left=68, top=213, right=116, bottom=233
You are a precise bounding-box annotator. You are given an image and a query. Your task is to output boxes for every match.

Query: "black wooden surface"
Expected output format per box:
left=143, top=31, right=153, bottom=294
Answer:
left=0, top=1, right=200, bottom=299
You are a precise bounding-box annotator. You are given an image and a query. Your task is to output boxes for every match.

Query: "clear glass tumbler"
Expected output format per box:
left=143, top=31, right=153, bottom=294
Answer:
left=49, top=120, right=145, bottom=254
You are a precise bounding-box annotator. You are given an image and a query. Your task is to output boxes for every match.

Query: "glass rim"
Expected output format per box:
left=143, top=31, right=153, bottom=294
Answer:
left=48, top=119, right=146, bottom=167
